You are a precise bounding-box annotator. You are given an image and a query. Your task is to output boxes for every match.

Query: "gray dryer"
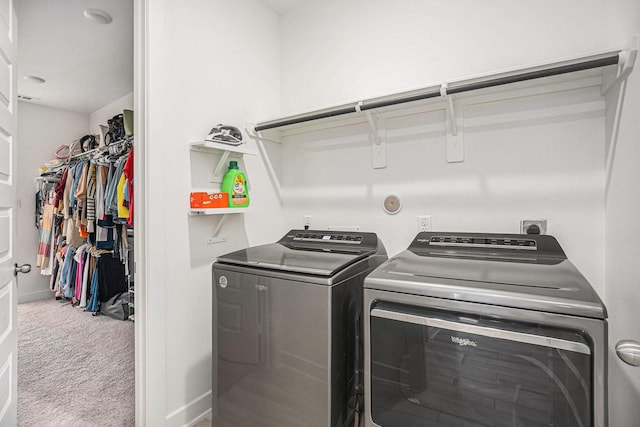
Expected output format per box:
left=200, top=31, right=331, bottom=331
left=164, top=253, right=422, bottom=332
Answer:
left=364, top=232, right=607, bottom=427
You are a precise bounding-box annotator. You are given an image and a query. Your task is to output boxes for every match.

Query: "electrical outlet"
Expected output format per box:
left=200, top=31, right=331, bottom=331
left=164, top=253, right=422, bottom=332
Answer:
left=303, top=215, right=312, bottom=229
left=417, top=215, right=432, bottom=232
left=521, top=219, right=547, bottom=235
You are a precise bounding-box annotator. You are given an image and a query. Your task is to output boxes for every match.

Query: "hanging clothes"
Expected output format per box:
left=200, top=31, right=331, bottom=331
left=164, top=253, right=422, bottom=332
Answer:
left=97, top=254, right=127, bottom=303
left=123, top=147, right=134, bottom=227
left=116, top=171, right=129, bottom=221
left=73, top=244, right=89, bottom=302
left=74, top=162, right=90, bottom=239
left=79, top=253, right=95, bottom=308
left=86, top=264, right=100, bottom=312
left=36, top=202, right=55, bottom=272
left=51, top=245, right=65, bottom=294
left=53, top=167, right=68, bottom=211
left=75, top=162, right=89, bottom=226
left=63, top=164, right=75, bottom=219
left=105, top=155, right=127, bottom=218
left=34, top=137, right=134, bottom=319
left=94, top=163, right=108, bottom=243
left=86, top=163, right=97, bottom=233
left=58, top=245, right=75, bottom=298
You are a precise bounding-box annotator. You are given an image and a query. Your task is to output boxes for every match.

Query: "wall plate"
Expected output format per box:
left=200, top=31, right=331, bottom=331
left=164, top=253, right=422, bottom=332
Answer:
left=521, top=219, right=547, bottom=235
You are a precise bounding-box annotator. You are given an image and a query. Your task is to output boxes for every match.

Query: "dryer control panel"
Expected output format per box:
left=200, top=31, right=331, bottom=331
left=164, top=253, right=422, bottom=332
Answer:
left=409, top=232, right=566, bottom=260
left=428, top=235, right=537, bottom=250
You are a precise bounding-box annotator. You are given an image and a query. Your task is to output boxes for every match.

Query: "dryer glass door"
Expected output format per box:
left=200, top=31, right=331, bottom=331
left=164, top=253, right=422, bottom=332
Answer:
left=369, top=305, right=593, bottom=427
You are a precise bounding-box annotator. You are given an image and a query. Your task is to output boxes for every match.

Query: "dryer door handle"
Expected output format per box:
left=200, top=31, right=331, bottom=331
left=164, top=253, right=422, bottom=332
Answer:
left=371, top=308, right=591, bottom=354
left=616, top=340, right=640, bottom=366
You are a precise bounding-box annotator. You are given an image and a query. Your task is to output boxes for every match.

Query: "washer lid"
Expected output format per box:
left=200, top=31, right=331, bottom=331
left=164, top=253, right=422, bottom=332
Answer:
left=215, top=229, right=379, bottom=276
left=365, top=232, right=606, bottom=319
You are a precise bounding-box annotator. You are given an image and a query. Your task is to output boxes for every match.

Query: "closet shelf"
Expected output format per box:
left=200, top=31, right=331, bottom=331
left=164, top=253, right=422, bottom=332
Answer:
left=251, top=44, right=637, bottom=168
left=254, top=49, right=629, bottom=132
left=189, top=208, right=250, bottom=216
left=190, top=140, right=257, bottom=156
left=189, top=138, right=254, bottom=243
left=190, top=140, right=257, bottom=184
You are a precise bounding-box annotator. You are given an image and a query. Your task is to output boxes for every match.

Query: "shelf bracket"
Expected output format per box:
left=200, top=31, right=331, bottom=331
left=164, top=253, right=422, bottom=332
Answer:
left=601, top=39, right=638, bottom=96
left=357, top=102, right=386, bottom=169
left=243, top=121, right=283, bottom=145
left=256, top=138, right=283, bottom=202
left=441, top=83, right=464, bottom=163
left=208, top=214, right=228, bottom=244
left=210, top=150, right=231, bottom=183
left=244, top=122, right=283, bottom=204
left=441, top=83, right=458, bottom=136
left=605, top=35, right=638, bottom=198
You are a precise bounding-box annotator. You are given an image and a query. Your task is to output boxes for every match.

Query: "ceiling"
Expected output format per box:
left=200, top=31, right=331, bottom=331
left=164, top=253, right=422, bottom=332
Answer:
left=16, top=0, right=134, bottom=114
left=16, top=0, right=311, bottom=115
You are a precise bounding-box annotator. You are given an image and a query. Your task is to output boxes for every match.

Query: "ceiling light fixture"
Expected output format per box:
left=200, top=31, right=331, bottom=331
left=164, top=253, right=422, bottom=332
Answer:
left=83, top=9, right=113, bottom=24
left=23, top=75, right=46, bottom=84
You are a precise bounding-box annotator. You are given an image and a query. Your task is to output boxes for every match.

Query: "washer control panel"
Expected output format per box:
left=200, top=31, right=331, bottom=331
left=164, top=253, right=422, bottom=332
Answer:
left=280, top=229, right=381, bottom=253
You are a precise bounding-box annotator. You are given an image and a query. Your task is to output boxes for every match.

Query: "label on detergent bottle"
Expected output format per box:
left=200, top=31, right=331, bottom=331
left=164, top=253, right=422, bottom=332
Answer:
left=231, top=174, right=248, bottom=206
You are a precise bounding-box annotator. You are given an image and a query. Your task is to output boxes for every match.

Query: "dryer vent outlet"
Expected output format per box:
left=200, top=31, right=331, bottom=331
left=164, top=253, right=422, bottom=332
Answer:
left=521, top=219, right=547, bottom=235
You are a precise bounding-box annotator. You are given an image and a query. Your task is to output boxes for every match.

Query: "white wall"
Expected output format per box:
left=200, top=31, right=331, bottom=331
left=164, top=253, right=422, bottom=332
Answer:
left=144, top=0, right=282, bottom=424
left=16, top=101, right=89, bottom=303
left=280, top=0, right=612, bottom=116
left=89, top=92, right=134, bottom=134
left=140, top=0, right=640, bottom=424
left=603, top=1, right=640, bottom=425
left=276, top=1, right=640, bottom=425
left=278, top=0, right=612, bottom=292
left=277, top=85, right=607, bottom=293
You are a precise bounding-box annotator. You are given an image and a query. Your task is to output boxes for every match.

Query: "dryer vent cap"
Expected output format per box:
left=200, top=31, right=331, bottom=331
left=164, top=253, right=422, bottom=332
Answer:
left=383, top=195, right=402, bottom=214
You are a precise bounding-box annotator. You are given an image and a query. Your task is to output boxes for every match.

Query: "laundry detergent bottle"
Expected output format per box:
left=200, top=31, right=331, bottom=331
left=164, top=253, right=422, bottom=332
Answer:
left=221, top=161, right=250, bottom=208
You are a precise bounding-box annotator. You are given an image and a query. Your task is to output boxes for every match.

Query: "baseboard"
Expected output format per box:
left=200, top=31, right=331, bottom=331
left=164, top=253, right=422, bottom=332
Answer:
left=187, top=408, right=212, bottom=426
left=165, top=390, right=212, bottom=427
left=17, top=290, right=52, bottom=304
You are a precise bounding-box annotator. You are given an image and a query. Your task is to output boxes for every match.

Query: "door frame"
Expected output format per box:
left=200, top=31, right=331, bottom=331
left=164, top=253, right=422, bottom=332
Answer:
left=134, top=1, right=172, bottom=424
left=133, top=0, right=149, bottom=424
left=0, top=1, right=18, bottom=424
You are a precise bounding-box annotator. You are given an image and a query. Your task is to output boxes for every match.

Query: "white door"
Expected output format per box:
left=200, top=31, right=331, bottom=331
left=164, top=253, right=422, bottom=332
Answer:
left=0, top=0, right=17, bottom=425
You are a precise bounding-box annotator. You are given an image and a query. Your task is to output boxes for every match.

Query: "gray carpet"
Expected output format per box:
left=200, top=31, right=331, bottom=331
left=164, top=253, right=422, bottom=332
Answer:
left=17, top=299, right=135, bottom=426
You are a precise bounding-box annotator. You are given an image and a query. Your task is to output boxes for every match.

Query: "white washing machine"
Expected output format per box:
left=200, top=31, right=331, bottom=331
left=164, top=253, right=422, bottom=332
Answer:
left=364, top=232, right=607, bottom=427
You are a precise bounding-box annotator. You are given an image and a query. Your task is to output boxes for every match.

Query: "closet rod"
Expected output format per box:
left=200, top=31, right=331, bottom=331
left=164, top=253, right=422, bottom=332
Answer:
left=254, top=52, right=622, bottom=132
left=255, top=106, right=357, bottom=130
left=445, top=55, right=620, bottom=95
left=68, top=137, right=133, bottom=161
left=35, top=176, right=60, bottom=183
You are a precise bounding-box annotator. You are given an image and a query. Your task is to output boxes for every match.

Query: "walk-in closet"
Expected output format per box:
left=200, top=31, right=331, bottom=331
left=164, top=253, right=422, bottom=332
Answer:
left=14, top=1, right=135, bottom=425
